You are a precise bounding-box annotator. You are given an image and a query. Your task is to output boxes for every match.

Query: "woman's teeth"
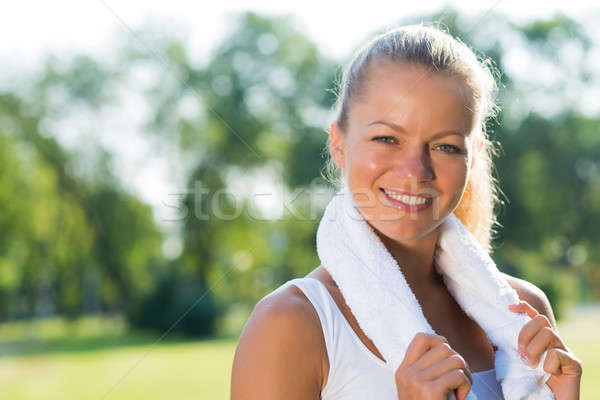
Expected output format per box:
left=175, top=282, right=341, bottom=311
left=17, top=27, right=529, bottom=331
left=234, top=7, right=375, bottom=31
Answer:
left=382, top=189, right=429, bottom=205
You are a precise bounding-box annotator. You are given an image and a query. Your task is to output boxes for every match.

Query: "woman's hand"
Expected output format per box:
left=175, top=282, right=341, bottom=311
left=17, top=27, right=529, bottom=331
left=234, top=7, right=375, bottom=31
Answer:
left=395, top=332, right=473, bottom=400
left=509, top=300, right=583, bottom=400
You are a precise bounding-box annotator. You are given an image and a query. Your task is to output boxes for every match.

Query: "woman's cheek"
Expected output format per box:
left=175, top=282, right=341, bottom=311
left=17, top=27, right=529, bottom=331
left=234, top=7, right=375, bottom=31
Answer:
left=435, top=159, right=469, bottom=184
left=349, top=147, right=387, bottom=179
left=443, top=165, right=471, bottom=204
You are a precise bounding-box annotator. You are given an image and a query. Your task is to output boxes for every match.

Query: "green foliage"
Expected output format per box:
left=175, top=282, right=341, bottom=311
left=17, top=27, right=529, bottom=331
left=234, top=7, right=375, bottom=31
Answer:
left=129, top=266, right=224, bottom=337
left=87, top=186, right=165, bottom=311
left=0, top=78, right=165, bottom=319
left=516, top=12, right=592, bottom=50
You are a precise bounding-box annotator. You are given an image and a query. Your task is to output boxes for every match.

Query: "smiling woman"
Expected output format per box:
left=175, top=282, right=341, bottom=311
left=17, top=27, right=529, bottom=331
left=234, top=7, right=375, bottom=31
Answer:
left=231, top=24, right=582, bottom=400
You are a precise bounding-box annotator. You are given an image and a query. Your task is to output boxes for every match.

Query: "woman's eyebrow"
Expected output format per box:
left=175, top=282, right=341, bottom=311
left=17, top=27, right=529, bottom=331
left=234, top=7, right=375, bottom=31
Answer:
left=366, top=120, right=467, bottom=139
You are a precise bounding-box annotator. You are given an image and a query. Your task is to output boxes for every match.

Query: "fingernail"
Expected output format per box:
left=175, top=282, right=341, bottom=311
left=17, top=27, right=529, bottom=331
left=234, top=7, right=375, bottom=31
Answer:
left=518, top=345, right=525, bottom=357
left=528, top=358, right=537, bottom=367
left=520, top=354, right=530, bottom=366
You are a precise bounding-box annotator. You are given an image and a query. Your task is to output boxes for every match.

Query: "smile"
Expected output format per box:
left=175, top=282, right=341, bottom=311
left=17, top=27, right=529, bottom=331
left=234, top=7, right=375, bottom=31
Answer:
left=380, top=188, right=433, bottom=211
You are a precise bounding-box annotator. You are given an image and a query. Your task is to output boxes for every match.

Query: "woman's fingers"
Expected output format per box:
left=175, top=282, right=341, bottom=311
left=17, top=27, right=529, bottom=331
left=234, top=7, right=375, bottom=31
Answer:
left=396, top=333, right=473, bottom=400
left=509, top=300, right=570, bottom=368
left=509, top=301, right=554, bottom=357
left=523, top=326, right=567, bottom=368
left=508, top=300, right=539, bottom=319
left=410, top=342, right=472, bottom=379
left=418, top=352, right=473, bottom=385
left=432, top=368, right=472, bottom=400
left=516, top=314, right=552, bottom=355
left=400, top=332, right=448, bottom=368
left=543, top=348, right=583, bottom=377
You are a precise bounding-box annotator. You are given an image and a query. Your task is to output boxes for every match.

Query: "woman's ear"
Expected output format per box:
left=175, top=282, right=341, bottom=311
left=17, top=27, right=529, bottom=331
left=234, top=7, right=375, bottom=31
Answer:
left=329, top=122, right=346, bottom=169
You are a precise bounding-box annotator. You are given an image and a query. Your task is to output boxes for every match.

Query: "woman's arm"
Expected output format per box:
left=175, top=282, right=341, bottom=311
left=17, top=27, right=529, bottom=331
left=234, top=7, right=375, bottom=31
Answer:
left=231, top=287, right=324, bottom=400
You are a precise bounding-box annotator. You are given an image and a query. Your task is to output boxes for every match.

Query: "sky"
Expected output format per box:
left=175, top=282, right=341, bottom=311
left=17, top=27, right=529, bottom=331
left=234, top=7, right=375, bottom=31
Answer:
left=2, top=1, right=598, bottom=257
left=3, top=0, right=597, bottom=64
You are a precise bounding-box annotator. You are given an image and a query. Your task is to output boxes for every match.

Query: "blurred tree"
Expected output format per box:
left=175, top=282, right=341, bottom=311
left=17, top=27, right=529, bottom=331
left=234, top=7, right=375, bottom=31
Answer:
left=0, top=63, right=165, bottom=319
left=122, top=12, right=337, bottom=311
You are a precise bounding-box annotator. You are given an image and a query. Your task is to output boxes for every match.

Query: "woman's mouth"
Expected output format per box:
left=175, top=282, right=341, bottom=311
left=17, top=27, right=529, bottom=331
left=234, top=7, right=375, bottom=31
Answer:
left=380, top=188, right=433, bottom=212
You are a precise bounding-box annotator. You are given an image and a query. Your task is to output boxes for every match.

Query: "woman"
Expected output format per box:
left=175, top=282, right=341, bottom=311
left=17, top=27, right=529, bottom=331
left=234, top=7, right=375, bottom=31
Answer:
left=231, top=25, right=582, bottom=400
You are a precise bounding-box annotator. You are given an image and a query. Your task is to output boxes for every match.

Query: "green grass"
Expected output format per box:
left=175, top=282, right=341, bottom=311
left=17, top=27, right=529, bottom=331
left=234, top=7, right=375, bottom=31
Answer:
left=0, top=337, right=236, bottom=399
left=0, top=305, right=598, bottom=399
left=0, top=316, right=238, bottom=400
left=554, top=304, right=600, bottom=400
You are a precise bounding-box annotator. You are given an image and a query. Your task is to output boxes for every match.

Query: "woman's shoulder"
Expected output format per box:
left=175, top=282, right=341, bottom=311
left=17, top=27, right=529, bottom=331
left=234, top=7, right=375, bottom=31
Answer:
left=499, top=271, right=558, bottom=329
left=231, top=281, right=326, bottom=398
left=242, top=282, right=325, bottom=360
left=254, top=281, right=323, bottom=331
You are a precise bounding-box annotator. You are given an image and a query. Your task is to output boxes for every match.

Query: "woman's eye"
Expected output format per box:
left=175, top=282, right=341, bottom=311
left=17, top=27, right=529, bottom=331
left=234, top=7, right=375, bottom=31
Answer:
left=373, top=136, right=397, bottom=144
left=371, top=137, right=462, bottom=153
left=437, top=144, right=462, bottom=153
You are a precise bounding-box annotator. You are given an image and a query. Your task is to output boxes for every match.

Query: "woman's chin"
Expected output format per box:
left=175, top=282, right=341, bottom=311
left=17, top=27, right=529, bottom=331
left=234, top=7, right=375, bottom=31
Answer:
left=366, top=219, right=423, bottom=241
left=376, top=216, right=447, bottom=242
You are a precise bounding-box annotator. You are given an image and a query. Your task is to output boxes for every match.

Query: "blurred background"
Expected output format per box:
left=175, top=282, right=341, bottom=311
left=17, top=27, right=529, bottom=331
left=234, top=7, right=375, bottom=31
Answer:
left=1, top=1, right=599, bottom=399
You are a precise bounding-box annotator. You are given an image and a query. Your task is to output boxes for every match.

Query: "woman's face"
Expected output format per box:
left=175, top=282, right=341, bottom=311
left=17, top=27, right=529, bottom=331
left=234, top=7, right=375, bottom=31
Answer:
left=330, top=60, right=479, bottom=245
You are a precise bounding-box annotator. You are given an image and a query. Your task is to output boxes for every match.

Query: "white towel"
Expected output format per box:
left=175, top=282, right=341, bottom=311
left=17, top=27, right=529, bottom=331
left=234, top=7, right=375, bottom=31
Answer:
left=316, top=186, right=554, bottom=400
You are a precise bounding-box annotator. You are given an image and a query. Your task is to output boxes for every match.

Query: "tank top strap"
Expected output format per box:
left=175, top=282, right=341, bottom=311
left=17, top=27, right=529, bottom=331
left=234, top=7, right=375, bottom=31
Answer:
left=280, top=277, right=343, bottom=396
left=283, top=277, right=339, bottom=358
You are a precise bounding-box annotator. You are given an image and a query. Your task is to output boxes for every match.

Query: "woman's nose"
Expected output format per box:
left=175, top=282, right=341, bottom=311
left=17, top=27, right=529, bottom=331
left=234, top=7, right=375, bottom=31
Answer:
left=392, top=146, right=435, bottom=183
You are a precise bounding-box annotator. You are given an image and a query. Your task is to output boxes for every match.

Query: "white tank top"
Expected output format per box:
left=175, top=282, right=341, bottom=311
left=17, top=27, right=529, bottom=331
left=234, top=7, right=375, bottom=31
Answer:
left=277, top=277, right=505, bottom=400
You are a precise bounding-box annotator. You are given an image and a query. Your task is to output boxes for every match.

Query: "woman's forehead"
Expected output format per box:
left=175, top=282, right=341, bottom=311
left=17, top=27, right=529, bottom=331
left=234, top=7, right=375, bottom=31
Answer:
left=363, top=60, right=472, bottom=104
left=352, top=61, right=475, bottom=133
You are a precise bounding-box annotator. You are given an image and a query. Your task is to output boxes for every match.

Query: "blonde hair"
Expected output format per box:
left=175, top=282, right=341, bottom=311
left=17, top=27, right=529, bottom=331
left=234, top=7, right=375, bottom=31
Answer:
left=321, top=24, right=505, bottom=254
